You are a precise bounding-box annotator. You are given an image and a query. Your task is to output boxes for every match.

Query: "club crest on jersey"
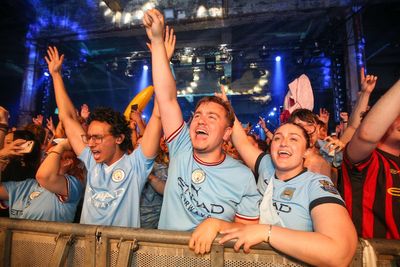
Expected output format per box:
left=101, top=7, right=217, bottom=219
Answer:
left=280, top=187, right=296, bottom=200
left=112, top=169, right=125, bottom=183
left=319, top=180, right=339, bottom=195
left=29, top=191, right=41, bottom=200
left=192, top=169, right=206, bottom=184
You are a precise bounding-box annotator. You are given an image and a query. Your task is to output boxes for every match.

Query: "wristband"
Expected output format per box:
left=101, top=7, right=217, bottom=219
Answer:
left=266, top=224, right=272, bottom=243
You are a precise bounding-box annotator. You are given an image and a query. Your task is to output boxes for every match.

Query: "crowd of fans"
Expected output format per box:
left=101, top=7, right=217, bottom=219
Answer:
left=0, top=9, right=399, bottom=266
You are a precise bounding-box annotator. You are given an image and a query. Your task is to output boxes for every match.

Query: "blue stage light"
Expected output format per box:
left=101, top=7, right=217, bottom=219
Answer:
left=275, top=56, right=281, bottom=62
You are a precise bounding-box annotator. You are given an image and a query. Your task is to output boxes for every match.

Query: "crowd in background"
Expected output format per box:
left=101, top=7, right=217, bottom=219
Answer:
left=0, top=8, right=399, bottom=266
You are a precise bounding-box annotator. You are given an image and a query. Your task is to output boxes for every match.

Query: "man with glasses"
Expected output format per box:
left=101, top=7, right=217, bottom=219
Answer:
left=288, top=109, right=332, bottom=178
left=45, top=46, right=162, bottom=227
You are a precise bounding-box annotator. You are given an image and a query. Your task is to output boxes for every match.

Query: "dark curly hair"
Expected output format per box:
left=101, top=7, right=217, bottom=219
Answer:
left=87, top=107, right=133, bottom=152
left=194, top=96, right=235, bottom=127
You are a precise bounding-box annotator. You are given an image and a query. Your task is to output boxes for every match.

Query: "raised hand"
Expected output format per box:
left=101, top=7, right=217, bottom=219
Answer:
left=339, top=112, right=348, bottom=122
left=317, top=108, right=329, bottom=125
left=324, top=136, right=345, bottom=153
left=32, top=114, right=44, bottom=126
left=46, top=117, right=56, bottom=135
left=143, top=9, right=165, bottom=42
left=258, top=116, right=266, bottom=129
left=360, top=67, right=378, bottom=93
left=45, top=46, right=64, bottom=76
left=146, top=25, right=176, bottom=61
left=215, top=85, right=228, bottom=102
left=1, top=139, right=27, bottom=158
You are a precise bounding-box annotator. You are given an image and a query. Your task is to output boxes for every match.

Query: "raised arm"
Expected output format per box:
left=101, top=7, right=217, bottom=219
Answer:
left=215, top=87, right=262, bottom=171
left=143, top=9, right=182, bottom=137
left=258, top=116, right=273, bottom=141
left=35, top=139, right=72, bottom=196
left=347, top=78, right=400, bottom=163
left=340, top=68, right=377, bottom=145
left=220, top=204, right=357, bottom=267
left=45, top=46, right=86, bottom=155
left=140, top=100, right=162, bottom=158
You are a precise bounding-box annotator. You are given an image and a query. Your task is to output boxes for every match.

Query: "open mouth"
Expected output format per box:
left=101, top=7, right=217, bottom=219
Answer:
left=195, top=129, right=208, bottom=136
left=278, top=150, right=292, bottom=157
left=92, top=150, right=101, bottom=160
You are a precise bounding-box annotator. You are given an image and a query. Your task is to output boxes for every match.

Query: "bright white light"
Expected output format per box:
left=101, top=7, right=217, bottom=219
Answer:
left=275, top=56, right=281, bottom=62
left=114, top=11, right=122, bottom=23
left=193, top=74, right=200, bottom=81
left=143, top=2, right=156, bottom=11
left=44, top=71, right=50, bottom=77
left=99, top=1, right=106, bottom=7
left=187, top=87, right=193, bottom=93
left=181, top=90, right=186, bottom=95
left=124, top=13, right=132, bottom=24
left=253, top=85, right=262, bottom=93
left=273, top=107, right=277, bottom=111
left=134, top=10, right=144, bottom=20
left=258, top=78, right=268, bottom=86
left=190, top=82, right=197, bottom=88
left=142, top=114, right=147, bottom=119
left=197, top=5, right=208, bottom=18
left=208, top=7, right=222, bottom=17
left=104, top=8, right=112, bottom=16
left=143, top=65, right=149, bottom=70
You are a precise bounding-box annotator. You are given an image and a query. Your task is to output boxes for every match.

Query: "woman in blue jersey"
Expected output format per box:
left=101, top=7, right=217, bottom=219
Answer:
left=0, top=139, right=84, bottom=222
left=218, top=121, right=357, bottom=266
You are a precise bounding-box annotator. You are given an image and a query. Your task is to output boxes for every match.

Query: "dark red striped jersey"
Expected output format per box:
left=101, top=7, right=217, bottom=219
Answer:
left=340, top=148, right=400, bottom=239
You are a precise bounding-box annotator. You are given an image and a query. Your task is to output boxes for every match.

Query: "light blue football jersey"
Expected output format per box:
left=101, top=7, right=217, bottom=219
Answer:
left=78, top=145, right=154, bottom=227
left=158, top=123, right=260, bottom=231
left=256, top=153, right=344, bottom=231
left=3, top=176, right=82, bottom=222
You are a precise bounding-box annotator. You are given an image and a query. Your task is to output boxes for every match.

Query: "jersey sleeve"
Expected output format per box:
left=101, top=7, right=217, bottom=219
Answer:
left=308, top=175, right=345, bottom=212
left=235, top=173, right=261, bottom=221
left=129, top=145, right=155, bottom=188
left=166, top=122, right=192, bottom=158
left=63, top=175, right=83, bottom=203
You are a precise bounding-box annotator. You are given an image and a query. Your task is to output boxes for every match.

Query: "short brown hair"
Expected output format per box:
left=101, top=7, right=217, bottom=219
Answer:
left=194, top=96, right=235, bottom=127
left=288, top=109, right=317, bottom=124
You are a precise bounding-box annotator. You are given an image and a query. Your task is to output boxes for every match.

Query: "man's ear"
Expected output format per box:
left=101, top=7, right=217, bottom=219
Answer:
left=116, top=134, right=125, bottom=144
left=222, top=127, right=233, bottom=142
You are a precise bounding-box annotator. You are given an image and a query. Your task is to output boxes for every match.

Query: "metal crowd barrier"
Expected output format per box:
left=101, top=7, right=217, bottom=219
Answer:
left=0, top=218, right=399, bottom=267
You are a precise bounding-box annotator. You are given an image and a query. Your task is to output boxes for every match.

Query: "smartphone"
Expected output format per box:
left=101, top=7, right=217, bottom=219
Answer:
left=53, top=138, right=66, bottom=144
left=317, top=139, right=334, bottom=157
left=131, top=104, right=138, bottom=112
left=19, top=140, right=35, bottom=154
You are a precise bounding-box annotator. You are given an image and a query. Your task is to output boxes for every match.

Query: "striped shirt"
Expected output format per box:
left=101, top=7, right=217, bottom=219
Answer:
left=341, top=148, right=400, bottom=239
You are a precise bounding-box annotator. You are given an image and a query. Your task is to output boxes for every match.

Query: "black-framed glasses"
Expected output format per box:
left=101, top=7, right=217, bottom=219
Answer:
left=81, top=134, right=112, bottom=144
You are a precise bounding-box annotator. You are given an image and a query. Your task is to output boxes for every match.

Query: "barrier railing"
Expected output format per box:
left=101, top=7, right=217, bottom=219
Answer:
left=0, top=218, right=399, bottom=267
